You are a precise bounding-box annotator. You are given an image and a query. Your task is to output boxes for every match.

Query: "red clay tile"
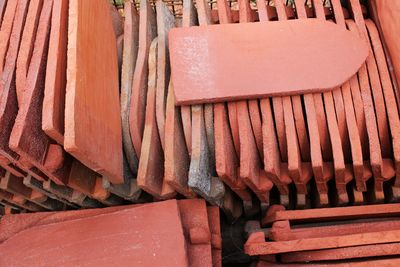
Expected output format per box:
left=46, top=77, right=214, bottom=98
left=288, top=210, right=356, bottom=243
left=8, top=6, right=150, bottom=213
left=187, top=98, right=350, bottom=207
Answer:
left=0, top=200, right=189, bottom=267
left=216, top=0, right=240, bottom=161
left=212, top=0, right=252, bottom=210
left=271, top=219, right=400, bottom=242
left=263, top=203, right=400, bottom=225
left=187, top=0, right=226, bottom=208
left=179, top=0, right=198, bottom=157
left=373, top=0, right=400, bottom=90
left=207, top=206, right=222, bottom=267
left=65, top=0, right=123, bottom=184
left=137, top=38, right=176, bottom=199
left=366, top=20, right=400, bottom=188
left=281, top=243, right=400, bottom=263
left=330, top=0, right=365, bottom=193
left=0, top=0, right=17, bottom=72
left=238, top=101, right=273, bottom=205
left=164, top=81, right=196, bottom=198
left=129, top=0, right=157, bottom=158
left=0, top=0, right=7, bottom=23
left=9, top=0, right=73, bottom=186
left=214, top=100, right=252, bottom=207
left=347, top=20, right=383, bottom=182
left=178, top=199, right=212, bottom=267
left=169, top=19, right=368, bottom=105
left=16, top=0, right=42, bottom=106
left=155, top=1, right=175, bottom=150
left=120, top=1, right=139, bottom=174
left=42, top=0, right=67, bottom=145
left=245, top=229, right=400, bottom=255
left=260, top=99, right=292, bottom=197
left=0, top=0, right=28, bottom=163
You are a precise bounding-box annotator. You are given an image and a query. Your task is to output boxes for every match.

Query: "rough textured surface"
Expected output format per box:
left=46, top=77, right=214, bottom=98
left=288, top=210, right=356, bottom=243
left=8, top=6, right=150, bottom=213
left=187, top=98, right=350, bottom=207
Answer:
left=65, top=0, right=123, bottom=184
left=0, top=0, right=18, bottom=73
left=16, top=0, right=42, bottom=106
left=42, top=0, right=68, bottom=145
left=170, top=19, right=368, bottom=105
left=10, top=0, right=72, bottom=186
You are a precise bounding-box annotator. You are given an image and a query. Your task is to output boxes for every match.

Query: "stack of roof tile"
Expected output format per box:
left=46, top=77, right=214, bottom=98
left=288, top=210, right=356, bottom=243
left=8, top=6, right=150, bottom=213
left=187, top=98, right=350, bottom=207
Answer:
left=0, top=0, right=399, bottom=224
left=245, top=203, right=400, bottom=265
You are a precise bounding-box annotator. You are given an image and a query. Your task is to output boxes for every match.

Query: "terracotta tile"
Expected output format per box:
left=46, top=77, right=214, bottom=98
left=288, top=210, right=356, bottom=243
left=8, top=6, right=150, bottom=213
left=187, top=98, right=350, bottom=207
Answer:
left=10, top=1, right=72, bottom=186
left=216, top=0, right=240, bottom=162
left=65, top=0, right=123, bottom=184
left=0, top=172, right=32, bottom=198
left=373, top=0, right=400, bottom=93
left=102, top=171, right=143, bottom=202
left=109, top=4, right=123, bottom=37
left=0, top=0, right=7, bottom=23
left=260, top=99, right=291, bottom=196
left=0, top=200, right=189, bottom=267
left=41, top=0, right=67, bottom=145
left=164, top=81, right=196, bottom=198
left=0, top=0, right=18, bottom=72
left=366, top=20, right=400, bottom=188
left=170, top=19, right=368, bottom=105
left=281, top=243, right=400, bottom=263
left=155, top=1, right=175, bottom=150
left=66, top=160, right=97, bottom=197
left=349, top=68, right=369, bottom=158
left=292, top=96, right=310, bottom=162
left=137, top=38, right=176, bottom=199
left=271, top=219, right=400, bottom=242
left=129, top=0, right=157, bottom=158
left=263, top=203, right=400, bottom=225
left=16, top=0, right=42, bottom=106
left=313, top=93, right=332, bottom=161
left=0, top=189, right=45, bottom=211
left=179, top=0, right=198, bottom=157
left=187, top=0, right=225, bottom=208
left=207, top=206, right=222, bottom=267
left=23, top=175, right=78, bottom=208
left=178, top=199, right=212, bottom=267
left=0, top=172, right=63, bottom=210
left=214, top=101, right=252, bottom=204
left=238, top=101, right=273, bottom=205
left=120, top=1, right=139, bottom=173
left=0, top=0, right=28, bottom=164
left=245, top=228, right=400, bottom=255
left=347, top=20, right=383, bottom=182
left=255, top=3, right=291, bottom=202
left=212, top=0, right=252, bottom=211
left=325, top=1, right=363, bottom=195
left=42, top=179, right=101, bottom=208
left=204, top=104, right=216, bottom=176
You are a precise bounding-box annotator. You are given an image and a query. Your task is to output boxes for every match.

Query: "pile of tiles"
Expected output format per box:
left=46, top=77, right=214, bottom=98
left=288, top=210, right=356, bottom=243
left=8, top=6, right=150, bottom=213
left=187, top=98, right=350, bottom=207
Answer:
left=245, top=203, right=400, bottom=265
left=0, top=0, right=151, bottom=213
left=122, top=0, right=400, bottom=219
left=0, top=199, right=222, bottom=267
left=0, top=0, right=399, bottom=222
